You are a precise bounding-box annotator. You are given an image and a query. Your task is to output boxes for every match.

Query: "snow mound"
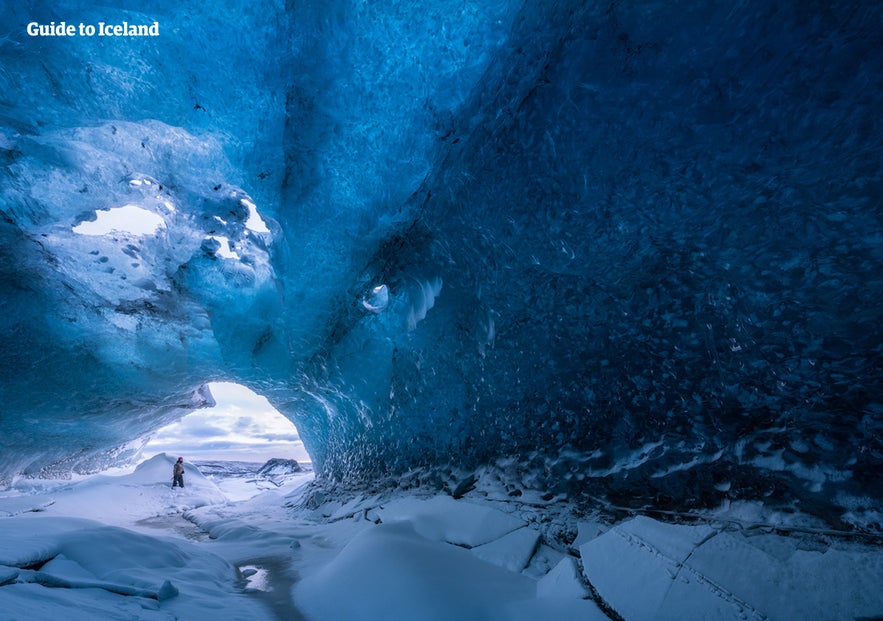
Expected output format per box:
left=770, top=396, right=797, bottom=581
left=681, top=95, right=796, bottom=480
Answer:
left=376, top=495, right=525, bottom=547
left=0, top=516, right=265, bottom=620
left=296, top=521, right=535, bottom=621
left=3, top=454, right=225, bottom=527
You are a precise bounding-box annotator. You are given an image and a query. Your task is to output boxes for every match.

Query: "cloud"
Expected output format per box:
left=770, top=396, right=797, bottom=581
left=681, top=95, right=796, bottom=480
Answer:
left=254, top=432, right=301, bottom=442
left=234, top=416, right=255, bottom=431
left=178, top=423, right=229, bottom=438
left=142, top=382, right=310, bottom=463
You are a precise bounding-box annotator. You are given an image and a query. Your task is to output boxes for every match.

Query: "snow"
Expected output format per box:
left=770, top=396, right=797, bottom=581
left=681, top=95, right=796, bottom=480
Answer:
left=0, top=516, right=262, bottom=620
left=1, top=456, right=882, bottom=621
left=375, top=495, right=526, bottom=547
left=295, top=521, right=535, bottom=621
left=0, top=454, right=227, bottom=526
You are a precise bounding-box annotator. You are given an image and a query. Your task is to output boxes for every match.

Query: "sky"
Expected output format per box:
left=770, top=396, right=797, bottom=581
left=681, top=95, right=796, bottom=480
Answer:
left=141, top=382, right=311, bottom=464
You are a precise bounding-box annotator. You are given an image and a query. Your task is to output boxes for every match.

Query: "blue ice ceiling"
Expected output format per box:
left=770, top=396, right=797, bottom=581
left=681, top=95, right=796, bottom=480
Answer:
left=1, top=1, right=882, bottom=523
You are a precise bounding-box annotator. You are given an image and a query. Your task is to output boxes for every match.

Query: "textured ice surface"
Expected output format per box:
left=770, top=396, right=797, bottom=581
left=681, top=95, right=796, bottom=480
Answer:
left=1, top=1, right=882, bottom=528
left=581, top=515, right=883, bottom=621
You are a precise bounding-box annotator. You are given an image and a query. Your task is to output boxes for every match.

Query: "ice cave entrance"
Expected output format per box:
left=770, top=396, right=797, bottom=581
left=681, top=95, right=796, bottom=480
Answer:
left=142, top=383, right=310, bottom=465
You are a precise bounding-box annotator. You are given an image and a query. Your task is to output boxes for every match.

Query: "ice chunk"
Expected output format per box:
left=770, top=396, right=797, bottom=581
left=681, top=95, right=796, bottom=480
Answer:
left=361, top=284, right=390, bottom=313
left=580, top=517, right=721, bottom=620
left=581, top=516, right=883, bottom=620
left=39, top=554, right=97, bottom=581
left=681, top=531, right=883, bottom=620
left=571, top=520, right=606, bottom=548
left=471, top=526, right=540, bottom=572
left=537, top=557, right=591, bottom=599
left=0, top=514, right=262, bottom=619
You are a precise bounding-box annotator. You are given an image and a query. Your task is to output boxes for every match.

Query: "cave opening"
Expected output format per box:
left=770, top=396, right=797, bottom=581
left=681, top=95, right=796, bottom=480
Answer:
left=141, top=382, right=312, bottom=467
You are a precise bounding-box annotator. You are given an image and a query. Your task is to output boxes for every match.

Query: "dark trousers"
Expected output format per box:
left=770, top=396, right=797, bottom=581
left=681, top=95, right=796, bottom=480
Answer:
left=172, top=474, right=184, bottom=488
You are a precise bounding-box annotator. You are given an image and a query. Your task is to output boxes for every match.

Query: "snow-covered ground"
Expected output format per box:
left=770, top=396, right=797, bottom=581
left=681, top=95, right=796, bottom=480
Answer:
left=1, top=454, right=881, bottom=620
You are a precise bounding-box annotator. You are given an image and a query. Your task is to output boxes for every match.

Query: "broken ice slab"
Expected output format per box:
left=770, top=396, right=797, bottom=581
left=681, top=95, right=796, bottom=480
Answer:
left=471, top=526, right=540, bottom=572
left=570, top=519, right=607, bottom=549
left=580, top=515, right=883, bottom=621
left=500, top=596, right=611, bottom=621
left=536, top=556, right=591, bottom=600
left=580, top=516, right=718, bottom=620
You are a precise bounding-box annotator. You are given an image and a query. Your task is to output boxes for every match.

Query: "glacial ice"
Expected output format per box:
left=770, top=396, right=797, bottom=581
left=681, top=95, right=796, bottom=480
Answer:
left=1, top=0, right=882, bottom=538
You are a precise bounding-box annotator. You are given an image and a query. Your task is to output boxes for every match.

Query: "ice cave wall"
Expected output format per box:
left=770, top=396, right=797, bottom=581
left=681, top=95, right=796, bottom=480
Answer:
left=1, top=1, right=882, bottom=522
left=0, top=0, right=291, bottom=475
left=278, top=0, right=883, bottom=520
left=0, top=0, right=518, bottom=476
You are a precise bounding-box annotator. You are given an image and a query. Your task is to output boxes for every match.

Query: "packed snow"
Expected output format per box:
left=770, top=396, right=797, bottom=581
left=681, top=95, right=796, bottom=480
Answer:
left=1, top=454, right=881, bottom=620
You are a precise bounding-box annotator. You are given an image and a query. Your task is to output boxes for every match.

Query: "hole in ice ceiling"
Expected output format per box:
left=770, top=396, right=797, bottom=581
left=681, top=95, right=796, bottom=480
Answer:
left=73, top=204, right=165, bottom=236
left=201, top=235, right=240, bottom=259
left=142, top=382, right=310, bottom=465
left=240, top=198, right=270, bottom=233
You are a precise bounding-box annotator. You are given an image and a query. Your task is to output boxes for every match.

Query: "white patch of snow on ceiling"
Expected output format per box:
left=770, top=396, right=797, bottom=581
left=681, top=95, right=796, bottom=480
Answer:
left=72, top=204, right=165, bottom=236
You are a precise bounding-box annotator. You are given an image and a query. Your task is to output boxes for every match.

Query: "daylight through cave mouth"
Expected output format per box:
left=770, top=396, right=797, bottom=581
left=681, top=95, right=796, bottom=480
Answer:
left=142, top=383, right=311, bottom=465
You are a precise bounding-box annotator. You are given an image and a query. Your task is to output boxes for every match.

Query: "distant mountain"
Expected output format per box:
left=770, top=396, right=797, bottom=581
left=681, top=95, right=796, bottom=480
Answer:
left=257, top=458, right=303, bottom=478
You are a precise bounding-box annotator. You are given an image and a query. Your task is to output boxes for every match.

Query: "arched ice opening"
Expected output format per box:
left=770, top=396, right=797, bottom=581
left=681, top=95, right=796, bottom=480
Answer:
left=142, top=383, right=311, bottom=465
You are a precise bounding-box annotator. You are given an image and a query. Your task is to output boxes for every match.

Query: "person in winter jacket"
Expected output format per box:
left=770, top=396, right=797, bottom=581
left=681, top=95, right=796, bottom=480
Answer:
left=172, top=457, right=185, bottom=488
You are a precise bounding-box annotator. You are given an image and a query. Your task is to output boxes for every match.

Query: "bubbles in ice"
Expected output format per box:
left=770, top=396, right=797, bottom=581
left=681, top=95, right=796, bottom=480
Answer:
left=361, top=284, right=390, bottom=313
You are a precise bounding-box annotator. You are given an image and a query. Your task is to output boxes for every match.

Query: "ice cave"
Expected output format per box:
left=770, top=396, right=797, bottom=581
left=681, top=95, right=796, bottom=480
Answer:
left=1, top=1, right=882, bottom=620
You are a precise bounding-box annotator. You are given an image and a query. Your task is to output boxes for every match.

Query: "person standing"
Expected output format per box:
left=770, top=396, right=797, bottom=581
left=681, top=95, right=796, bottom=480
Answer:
left=172, top=456, right=185, bottom=488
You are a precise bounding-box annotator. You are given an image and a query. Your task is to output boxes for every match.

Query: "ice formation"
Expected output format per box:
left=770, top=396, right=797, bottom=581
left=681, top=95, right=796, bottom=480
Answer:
left=1, top=0, right=881, bottom=534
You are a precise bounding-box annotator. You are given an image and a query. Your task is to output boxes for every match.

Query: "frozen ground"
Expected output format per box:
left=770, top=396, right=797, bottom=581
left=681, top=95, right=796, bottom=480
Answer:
left=0, top=454, right=881, bottom=621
